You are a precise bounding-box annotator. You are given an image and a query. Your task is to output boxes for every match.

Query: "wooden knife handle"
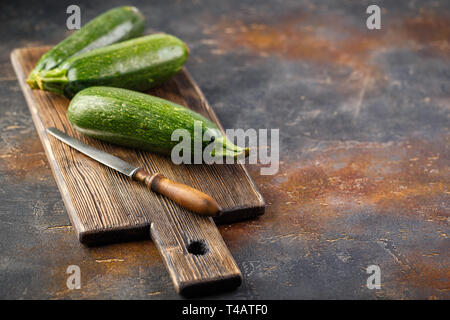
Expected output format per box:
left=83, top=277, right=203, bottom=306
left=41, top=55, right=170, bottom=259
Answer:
left=133, top=168, right=222, bottom=217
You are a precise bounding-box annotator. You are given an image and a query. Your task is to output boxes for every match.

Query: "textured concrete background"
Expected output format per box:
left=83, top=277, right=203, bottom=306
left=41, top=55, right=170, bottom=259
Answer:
left=0, top=0, right=448, bottom=299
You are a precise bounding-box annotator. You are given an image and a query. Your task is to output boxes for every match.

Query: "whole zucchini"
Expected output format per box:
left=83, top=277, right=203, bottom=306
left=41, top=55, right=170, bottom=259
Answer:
left=68, top=87, right=248, bottom=159
left=27, top=6, right=145, bottom=88
left=32, top=34, right=189, bottom=98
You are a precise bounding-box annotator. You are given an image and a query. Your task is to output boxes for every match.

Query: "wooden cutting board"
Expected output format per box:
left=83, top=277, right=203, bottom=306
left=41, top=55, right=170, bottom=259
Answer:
left=11, top=46, right=265, bottom=295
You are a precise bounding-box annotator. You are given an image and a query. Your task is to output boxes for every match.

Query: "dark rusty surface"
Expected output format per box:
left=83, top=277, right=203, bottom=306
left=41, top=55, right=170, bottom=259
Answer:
left=0, top=0, right=448, bottom=299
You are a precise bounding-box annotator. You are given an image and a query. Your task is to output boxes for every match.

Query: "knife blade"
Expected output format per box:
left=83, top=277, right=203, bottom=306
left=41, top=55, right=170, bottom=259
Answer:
left=47, top=127, right=222, bottom=217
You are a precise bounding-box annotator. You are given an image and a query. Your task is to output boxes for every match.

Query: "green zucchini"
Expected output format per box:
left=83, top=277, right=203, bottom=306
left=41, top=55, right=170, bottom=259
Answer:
left=67, top=86, right=249, bottom=159
left=27, top=6, right=145, bottom=88
left=31, top=34, right=189, bottom=98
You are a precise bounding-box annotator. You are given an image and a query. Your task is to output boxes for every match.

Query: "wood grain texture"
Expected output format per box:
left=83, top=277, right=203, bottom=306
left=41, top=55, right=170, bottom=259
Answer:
left=11, top=46, right=265, bottom=294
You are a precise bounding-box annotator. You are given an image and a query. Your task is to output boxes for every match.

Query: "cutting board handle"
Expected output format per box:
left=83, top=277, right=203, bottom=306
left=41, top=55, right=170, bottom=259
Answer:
left=150, top=217, right=242, bottom=296
left=134, top=168, right=241, bottom=295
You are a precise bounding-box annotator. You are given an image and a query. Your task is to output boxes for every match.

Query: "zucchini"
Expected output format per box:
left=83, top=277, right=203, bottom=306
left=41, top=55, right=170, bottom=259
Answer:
left=31, top=34, right=189, bottom=98
left=27, top=6, right=145, bottom=88
left=67, top=86, right=248, bottom=159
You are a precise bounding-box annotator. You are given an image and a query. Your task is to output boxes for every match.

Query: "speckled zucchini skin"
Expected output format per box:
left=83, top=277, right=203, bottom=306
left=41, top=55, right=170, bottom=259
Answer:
left=28, top=6, right=145, bottom=83
left=36, top=34, right=189, bottom=98
left=67, top=87, right=246, bottom=158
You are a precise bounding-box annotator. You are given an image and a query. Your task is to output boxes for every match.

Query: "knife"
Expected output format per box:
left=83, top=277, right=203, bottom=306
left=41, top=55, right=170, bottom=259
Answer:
left=46, top=127, right=222, bottom=217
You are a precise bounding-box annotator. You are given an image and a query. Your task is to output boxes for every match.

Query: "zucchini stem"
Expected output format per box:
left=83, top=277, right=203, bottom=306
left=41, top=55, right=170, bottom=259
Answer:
left=211, top=147, right=250, bottom=160
left=29, top=68, right=69, bottom=96
left=211, top=135, right=250, bottom=160
left=26, top=71, right=40, bottom=89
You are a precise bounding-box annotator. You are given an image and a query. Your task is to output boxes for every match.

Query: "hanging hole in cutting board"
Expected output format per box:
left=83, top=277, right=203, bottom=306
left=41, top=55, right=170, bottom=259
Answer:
left=187, top=239, right=209, bottom=255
